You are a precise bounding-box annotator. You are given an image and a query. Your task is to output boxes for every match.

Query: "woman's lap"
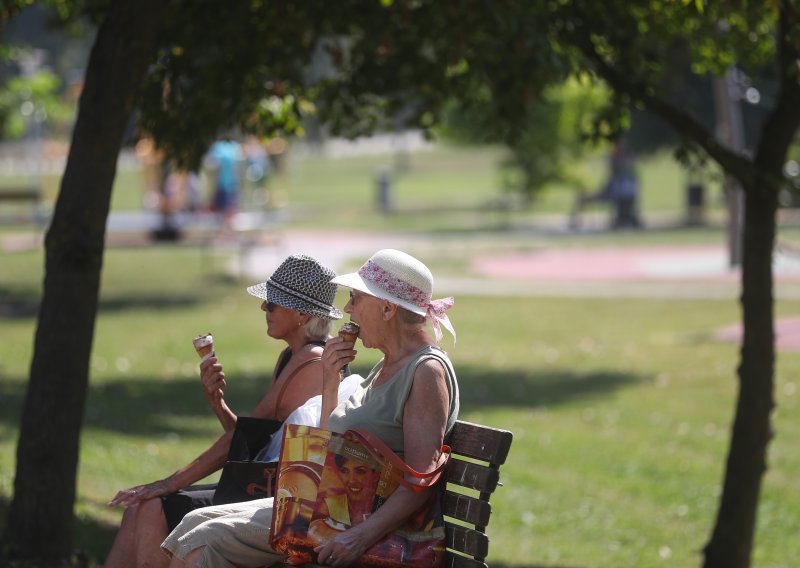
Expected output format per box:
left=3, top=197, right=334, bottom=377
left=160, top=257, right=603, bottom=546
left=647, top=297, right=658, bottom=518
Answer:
left=161, top=498, right=283, bottom=568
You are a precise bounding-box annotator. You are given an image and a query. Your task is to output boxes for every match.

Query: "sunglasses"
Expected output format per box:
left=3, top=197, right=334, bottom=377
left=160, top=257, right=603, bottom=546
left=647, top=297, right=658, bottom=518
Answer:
left=349, top=290, right=368, bottom=303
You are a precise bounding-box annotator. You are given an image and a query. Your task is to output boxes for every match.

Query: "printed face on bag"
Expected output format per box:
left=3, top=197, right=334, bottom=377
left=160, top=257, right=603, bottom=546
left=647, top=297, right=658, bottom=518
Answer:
left=335, top=456, right=375, bottom=509
left=313, top=454, right=378, bottom=527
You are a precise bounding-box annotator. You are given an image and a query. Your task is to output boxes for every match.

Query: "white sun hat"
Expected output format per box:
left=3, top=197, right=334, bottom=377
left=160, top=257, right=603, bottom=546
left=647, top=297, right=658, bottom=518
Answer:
left=331, top=249, right=456, bottom=342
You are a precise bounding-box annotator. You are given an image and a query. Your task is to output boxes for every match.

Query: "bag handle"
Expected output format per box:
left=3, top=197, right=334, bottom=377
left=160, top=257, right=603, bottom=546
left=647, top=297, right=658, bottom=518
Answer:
left=347, top=428, right=451, bottom=492
left=272, top=356, right=322, bottom=419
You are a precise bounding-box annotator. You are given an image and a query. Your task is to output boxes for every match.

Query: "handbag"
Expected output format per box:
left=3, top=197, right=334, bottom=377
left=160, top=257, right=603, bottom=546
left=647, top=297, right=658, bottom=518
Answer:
left=270, top=424, right=451, bottom=568
left=211, top=416, right=283, bottom=505
left=212, top=355, right=322, bottom=505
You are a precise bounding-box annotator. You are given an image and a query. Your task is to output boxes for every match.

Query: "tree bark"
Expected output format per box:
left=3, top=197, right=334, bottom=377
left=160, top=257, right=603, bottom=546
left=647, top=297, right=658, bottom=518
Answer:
left=703, top=4, right=799, bottom=565
left=6, top=0, right=167, bottom=562
left=702, top=177, right=776, bottom=568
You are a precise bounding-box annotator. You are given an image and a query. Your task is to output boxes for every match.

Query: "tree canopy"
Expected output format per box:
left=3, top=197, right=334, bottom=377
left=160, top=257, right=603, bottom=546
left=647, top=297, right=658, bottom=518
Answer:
left=3, top=1, right=799, bottom=567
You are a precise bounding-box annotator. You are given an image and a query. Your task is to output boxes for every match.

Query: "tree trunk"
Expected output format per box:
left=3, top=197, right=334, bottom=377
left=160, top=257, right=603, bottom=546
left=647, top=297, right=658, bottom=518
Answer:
left=6, top=0, right=167, bottom=562
left=703, top=178, right=777, bottom=568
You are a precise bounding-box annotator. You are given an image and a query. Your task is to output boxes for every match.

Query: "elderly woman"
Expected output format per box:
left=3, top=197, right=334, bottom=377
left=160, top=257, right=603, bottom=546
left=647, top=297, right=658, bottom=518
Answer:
left=104, top=255, right=343, bottom=568
left=159, top=248, right=459, bottom=568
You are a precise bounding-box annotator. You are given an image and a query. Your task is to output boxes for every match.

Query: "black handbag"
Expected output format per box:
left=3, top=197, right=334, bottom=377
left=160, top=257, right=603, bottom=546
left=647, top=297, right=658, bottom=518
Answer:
left=212, top=416, right=283, bottom=505
left=212, top=355, right=322, bottom=505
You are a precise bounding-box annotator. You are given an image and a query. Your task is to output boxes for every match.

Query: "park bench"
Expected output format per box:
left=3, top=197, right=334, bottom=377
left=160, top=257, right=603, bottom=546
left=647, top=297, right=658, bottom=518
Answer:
left=276, top=419, right=514, bottom=568
left=438, top=419, right=514, bottom=568
left=0, top=185, right=44, bottom=225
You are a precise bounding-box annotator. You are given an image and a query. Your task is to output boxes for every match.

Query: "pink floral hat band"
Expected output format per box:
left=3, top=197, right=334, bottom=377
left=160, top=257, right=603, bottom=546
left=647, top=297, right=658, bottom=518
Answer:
left=359, top=260, right=456, bottom=343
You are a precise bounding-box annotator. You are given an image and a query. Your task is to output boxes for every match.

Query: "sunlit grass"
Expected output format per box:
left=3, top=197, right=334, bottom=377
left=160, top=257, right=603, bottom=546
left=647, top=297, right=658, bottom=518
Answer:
left=1, top=240, right=799, bottom=567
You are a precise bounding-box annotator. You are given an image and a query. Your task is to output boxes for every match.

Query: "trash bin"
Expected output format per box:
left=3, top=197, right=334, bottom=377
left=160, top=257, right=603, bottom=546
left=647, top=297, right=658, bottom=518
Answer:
left=375, top=167, right=393, bottom=213
left=686, top=183, right=705, bottom=225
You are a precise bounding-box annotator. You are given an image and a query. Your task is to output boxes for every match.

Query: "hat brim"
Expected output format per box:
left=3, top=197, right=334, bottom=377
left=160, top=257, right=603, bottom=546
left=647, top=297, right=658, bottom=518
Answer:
left=246, top=282, right=343, bottom=320
left=331, top=272, right=427, bottom=316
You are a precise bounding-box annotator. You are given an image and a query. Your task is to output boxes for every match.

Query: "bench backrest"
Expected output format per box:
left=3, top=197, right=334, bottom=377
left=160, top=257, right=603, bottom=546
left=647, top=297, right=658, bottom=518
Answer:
left=441, top=420, right=513, bottom=568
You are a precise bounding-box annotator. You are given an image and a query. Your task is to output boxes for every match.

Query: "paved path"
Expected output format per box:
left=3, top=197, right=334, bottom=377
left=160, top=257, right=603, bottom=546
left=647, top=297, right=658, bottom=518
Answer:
left=6, top=223, right=800, bottom=349
left=233, top=231, right=800, bottom=300
left=233, top=230, right=800, bottom=351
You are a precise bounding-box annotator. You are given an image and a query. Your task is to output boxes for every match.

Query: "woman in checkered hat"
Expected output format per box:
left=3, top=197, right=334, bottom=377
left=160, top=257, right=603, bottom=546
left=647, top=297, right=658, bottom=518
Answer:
left=105, top=255, right=344, bottom=568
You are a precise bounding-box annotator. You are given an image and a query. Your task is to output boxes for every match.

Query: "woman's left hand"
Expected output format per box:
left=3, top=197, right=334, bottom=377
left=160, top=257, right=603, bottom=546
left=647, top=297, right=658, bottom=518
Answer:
left=107, top=478, right=173, bottom=508
left=314, top=527, right=369, bottom=567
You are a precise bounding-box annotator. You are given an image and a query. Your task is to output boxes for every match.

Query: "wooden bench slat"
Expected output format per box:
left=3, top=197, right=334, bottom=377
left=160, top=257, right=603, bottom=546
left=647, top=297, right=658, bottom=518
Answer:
left=442, top=489, right=492, bottom=527
left=448, top=421, right=513, bottom=466
left=0, top=187, right=40, bottom=201
left=446, top=459, right=500, bottom=494
left=444, top=522, right=489, bottom=560
left=444, top=553, right=489, bottom=568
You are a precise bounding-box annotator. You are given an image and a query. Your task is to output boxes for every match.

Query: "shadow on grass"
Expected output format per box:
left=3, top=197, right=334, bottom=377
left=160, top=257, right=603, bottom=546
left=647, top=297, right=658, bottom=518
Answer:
left=0, top=291, right=206, bottom=320
left=0, top=492, right=588, bottom=568
left=0, top=284, right=40, bottom=318
left=1, top=363, right=641, bottom=437
left=0, top=491, right=586, bottom=568
left=1, top=362, right=619, bottom=567
left=490, top=564, right=589, bottom=568
left=0, top=495, right=117, bottom=568
left=455, top=365, right=638, bottom=409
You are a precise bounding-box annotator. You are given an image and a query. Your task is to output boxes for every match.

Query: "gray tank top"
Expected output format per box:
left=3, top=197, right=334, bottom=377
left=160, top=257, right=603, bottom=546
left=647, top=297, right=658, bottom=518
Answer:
left=328, top=345, right=460, bottom=452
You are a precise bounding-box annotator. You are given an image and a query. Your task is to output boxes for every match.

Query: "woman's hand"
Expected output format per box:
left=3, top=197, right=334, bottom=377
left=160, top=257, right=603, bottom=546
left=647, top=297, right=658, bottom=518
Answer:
left=107, top=478, right=174, bottom=508
left=313, top=525, right=370, bottom=567
left=319, top=336, right=357, bottom=429
left=200, top=356, right=226, bottom=407
left=322, top=336, right=357, bottom=387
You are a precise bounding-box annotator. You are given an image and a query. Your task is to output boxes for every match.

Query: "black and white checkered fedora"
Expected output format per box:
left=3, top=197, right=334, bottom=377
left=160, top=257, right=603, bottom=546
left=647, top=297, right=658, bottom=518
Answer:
left=246, top=255, right=343, bottom=320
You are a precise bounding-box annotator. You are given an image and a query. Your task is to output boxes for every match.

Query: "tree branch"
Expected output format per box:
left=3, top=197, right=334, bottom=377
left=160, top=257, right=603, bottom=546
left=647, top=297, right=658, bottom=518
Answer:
left=577, top=38, right=757, bottom=187
left=755, top=0, right=800, bottom=173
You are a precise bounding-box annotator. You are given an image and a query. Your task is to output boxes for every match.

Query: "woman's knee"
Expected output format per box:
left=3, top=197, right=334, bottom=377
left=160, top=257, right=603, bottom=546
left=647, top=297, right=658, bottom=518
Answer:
left=138, top=497, right=166, bottom=521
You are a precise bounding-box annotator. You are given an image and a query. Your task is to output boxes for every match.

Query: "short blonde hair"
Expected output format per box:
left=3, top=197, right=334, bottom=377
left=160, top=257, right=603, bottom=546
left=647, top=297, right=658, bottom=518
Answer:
left=304, top=315, right=333, bottom=341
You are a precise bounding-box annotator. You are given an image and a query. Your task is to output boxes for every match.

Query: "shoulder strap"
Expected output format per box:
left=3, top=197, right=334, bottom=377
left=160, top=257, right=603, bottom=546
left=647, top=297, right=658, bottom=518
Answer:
left=347, top=428, right=451, bottom=492
left=272, top=347, right=293, bottom=384
left=272, top=356, right=322, bottom=418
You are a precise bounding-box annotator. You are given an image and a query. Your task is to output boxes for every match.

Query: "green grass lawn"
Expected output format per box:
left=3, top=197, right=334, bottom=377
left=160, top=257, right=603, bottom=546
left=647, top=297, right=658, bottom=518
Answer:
left=1, top=240, right=799, bottom=567
left=1, top=142, right=796, bottom=567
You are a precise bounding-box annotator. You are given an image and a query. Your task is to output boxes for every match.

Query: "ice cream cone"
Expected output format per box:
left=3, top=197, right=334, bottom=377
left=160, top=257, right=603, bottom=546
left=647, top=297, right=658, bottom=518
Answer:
left=193, top=332, right=214, bottom=362
left=338, top=321, right=360, bottom=343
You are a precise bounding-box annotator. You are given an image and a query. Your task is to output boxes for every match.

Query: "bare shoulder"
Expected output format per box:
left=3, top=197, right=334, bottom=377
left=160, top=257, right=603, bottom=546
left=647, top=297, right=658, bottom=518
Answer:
left=298, top=342, right=325, bottom=360
left=414, top=356, right=447, bottom=381
left=274, top=344, right=323, bottom=382
left=410, top=356, right=449, bottom=401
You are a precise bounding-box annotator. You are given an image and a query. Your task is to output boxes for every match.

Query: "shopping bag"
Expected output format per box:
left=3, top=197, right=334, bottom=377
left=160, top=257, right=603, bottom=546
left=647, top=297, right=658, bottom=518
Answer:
left=212, top=416, right=283, bottom=505
left=270, top=424, right=450, bottom=568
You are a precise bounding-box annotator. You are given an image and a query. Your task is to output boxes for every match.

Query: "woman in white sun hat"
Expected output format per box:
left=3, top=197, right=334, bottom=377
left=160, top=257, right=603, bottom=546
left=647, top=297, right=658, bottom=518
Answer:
left=106, top=254, right=345, bottom=568
left=159, top=249, right=459, bottom=568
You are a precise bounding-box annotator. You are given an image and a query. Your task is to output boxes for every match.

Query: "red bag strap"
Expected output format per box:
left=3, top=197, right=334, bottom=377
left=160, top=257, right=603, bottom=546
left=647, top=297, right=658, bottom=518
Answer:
left=347, top=428, right=451, bottom=493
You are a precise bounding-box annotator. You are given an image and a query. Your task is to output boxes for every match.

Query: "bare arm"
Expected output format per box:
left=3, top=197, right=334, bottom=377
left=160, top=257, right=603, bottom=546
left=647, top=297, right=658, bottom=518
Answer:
left=108, top=428, right=234, bottom=507
left=314, top=358, right=450, bottom=566
left=109, top=348, right=324, bottom=508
